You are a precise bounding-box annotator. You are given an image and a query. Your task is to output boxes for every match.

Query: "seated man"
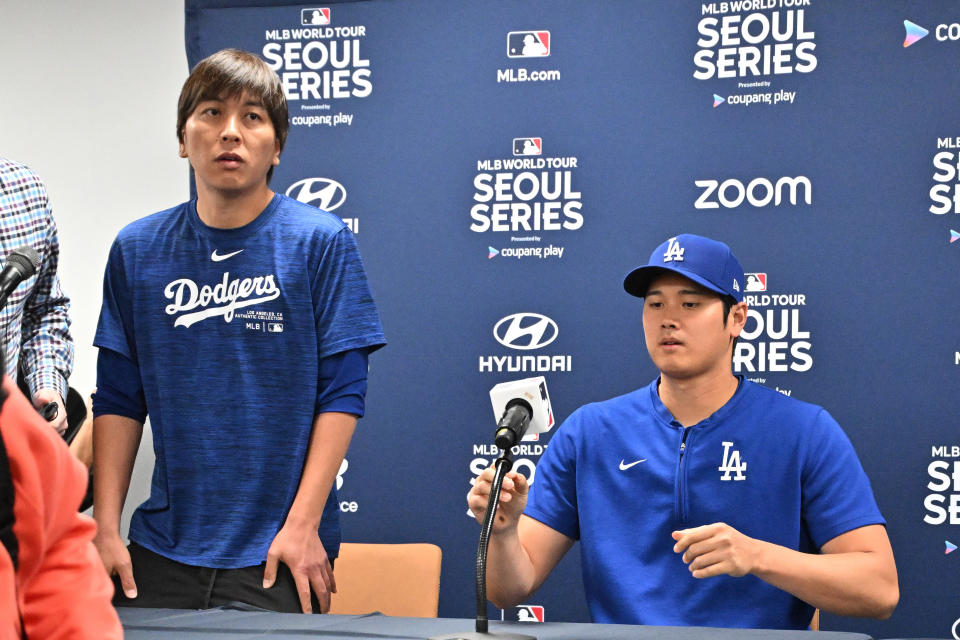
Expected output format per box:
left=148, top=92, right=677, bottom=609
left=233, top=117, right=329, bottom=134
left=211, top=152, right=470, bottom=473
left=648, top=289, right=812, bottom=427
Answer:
left=468, top=233, right=898, bottom=629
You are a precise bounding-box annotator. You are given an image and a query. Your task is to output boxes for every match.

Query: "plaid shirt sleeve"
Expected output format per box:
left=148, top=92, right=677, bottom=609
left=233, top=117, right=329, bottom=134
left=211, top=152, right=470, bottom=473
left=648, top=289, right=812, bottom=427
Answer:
left=0, top=157, right=74, bottom=400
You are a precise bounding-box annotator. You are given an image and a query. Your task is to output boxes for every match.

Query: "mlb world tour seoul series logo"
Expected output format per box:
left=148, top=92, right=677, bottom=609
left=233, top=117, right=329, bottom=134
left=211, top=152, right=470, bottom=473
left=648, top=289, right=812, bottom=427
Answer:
left=262, top=24, right=371, bottom=101
left=930, top=136, right=960, bottom=219
left=924, top=444, right=960, bottom=525
left=734, top=273, right=812, bottom=376
left=261, top=6, right=371, bottom=130
left=471, top=139, right=582, bottom=260
left=695, top=0, right=817, bottom=108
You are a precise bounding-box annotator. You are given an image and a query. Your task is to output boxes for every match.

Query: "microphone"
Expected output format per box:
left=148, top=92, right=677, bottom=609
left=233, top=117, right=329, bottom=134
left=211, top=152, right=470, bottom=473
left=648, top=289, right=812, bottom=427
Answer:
left=0, top=247, right=40, bottom=311
left=430, top=378, right=554, bottom=640
left=489, top=377, right=554, bottom=451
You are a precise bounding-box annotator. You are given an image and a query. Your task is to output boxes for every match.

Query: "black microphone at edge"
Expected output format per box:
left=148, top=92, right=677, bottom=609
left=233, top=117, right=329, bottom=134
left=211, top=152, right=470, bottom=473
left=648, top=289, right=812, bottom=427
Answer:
left=0, top=247, right=40, bottom=311
left=0, top=248, right=57, bottom=423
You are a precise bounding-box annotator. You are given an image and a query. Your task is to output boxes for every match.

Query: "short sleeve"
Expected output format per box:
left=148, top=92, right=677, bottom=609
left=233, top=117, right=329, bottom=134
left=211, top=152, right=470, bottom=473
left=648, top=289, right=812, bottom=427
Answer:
left=93, top=239, right=137, bottom=362
left=524, top=411, right=583, bottom=541
left=311, top=229, right=385, bottom=359
left=801, top=409, right=885, bottom=548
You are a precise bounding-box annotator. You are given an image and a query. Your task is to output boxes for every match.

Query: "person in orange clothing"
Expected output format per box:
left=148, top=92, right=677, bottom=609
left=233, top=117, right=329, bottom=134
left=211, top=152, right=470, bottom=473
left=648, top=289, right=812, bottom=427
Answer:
left=0, top=366, right=121, bottom=639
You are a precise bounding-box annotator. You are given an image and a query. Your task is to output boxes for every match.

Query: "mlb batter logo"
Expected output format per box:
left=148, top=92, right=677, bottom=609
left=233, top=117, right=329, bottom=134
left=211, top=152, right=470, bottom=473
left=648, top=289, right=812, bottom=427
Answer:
left=745, top=273, right=767, bottom=292
left=301, top=8, right=330, bottom=25
left=504, top=605, right=545, bottom=622
left=513, top=138, right=542, bottom=156
left=507, top=31, right=550, bottom=58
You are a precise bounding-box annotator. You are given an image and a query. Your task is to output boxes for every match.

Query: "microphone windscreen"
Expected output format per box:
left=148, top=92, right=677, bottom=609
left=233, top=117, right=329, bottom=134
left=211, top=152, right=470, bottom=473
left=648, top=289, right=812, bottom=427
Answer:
left=6, top=246, right=40, bottom=278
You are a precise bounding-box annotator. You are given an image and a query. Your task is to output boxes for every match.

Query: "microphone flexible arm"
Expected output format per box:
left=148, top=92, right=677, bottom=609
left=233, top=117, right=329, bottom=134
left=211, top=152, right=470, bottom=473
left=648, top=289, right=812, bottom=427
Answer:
left=474, top=449, right=515, bottom=634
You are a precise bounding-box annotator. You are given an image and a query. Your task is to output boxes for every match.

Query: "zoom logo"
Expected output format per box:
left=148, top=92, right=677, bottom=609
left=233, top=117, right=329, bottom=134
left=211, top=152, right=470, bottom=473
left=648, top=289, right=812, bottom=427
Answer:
left=286, top=177, right=347, bottom=212
left=694, top=176, right=811, bottom=210
left=494, top=313, right=558, bottom=350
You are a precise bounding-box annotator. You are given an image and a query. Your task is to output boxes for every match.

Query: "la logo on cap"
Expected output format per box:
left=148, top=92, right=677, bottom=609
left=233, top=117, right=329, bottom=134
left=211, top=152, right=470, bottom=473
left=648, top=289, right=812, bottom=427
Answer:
left=663, top=236, right=685, bottom=263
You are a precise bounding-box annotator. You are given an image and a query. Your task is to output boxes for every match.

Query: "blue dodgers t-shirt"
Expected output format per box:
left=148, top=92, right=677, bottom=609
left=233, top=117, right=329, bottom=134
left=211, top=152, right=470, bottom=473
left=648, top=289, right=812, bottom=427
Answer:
left=525, top=378, right=885, bottom=629
left=95, top=194, right=385, bottom=568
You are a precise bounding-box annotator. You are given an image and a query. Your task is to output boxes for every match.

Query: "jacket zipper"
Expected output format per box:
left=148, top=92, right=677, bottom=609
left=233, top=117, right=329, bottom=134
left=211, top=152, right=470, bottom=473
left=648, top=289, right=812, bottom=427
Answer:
left=676, top=427, right=691, bottom=525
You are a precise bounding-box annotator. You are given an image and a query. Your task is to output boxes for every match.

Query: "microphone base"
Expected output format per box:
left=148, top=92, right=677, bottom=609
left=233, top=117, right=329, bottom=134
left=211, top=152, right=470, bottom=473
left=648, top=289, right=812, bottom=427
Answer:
left=429, top=632, right=536, bottom=640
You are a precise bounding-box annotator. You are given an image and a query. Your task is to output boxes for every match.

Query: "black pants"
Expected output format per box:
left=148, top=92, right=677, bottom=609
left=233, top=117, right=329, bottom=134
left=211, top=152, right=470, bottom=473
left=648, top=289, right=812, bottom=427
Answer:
left=112, top=542, right=331, bottom=613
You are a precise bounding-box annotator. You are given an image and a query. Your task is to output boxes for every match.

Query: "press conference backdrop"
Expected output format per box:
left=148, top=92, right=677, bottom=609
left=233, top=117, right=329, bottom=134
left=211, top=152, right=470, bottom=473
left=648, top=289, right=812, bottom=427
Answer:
left=185, top=1, right=959, bottom=636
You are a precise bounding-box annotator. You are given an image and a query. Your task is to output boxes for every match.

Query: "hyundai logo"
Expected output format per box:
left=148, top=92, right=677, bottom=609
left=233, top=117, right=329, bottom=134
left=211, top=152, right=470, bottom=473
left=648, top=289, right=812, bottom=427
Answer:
left=494, top=313, right=558, bottom=350
left=286, top=177, right=347, bottom=211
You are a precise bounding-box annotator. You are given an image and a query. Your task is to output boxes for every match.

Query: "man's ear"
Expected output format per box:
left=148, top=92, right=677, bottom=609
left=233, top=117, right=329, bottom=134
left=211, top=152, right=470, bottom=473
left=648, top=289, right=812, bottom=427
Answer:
left=729, top=301, right=748, bottom=338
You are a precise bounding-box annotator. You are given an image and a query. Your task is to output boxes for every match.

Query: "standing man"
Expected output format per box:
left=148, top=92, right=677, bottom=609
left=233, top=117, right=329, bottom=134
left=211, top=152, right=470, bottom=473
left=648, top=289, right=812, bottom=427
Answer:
left=0, top=157, right=73, bottom=435
left=92, top=49, right=385, bottom=614
left=468, top=234, right=898, bottom=629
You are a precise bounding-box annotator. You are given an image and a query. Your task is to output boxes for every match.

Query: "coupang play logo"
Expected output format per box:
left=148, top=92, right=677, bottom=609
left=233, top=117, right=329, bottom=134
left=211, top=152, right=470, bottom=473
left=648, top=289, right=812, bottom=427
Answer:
left=902, top=17, right=960, bottom=47
left=903, top=20, right=929, bottom=47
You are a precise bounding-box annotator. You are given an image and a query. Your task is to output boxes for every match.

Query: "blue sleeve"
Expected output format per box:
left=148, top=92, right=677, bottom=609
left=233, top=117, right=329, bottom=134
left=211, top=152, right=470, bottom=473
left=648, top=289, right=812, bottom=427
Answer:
left=92, top=347, right=147, bottom=422
left=94, top=238, right=138, bottom=361
left=311, top=228, right=385, bottom=359
left=315, top=348, right=369, bottom=417
left=801, top=409, right=885, bottom=548
left=524, top=410, right=582, bottom=541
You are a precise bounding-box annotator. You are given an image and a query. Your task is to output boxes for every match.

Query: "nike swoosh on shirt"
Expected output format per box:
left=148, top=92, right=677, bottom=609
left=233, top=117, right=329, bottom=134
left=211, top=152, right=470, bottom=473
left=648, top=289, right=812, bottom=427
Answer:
left=619, top=458, right=647, bottom=471
left=211, top=249, right=244, bottom=262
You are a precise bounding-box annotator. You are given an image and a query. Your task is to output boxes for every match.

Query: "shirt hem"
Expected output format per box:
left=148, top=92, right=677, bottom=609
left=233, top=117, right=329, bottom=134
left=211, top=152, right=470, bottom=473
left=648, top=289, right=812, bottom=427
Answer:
left=523, top=507, right=579, bottom=541
left=129, top=533, right=341, bottom=569
left=813, top=515, right=886, bottom=549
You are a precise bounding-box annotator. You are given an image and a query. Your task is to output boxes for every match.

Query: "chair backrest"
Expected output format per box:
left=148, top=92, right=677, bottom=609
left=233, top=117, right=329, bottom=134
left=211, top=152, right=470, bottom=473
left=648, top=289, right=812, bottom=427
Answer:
left=329, top=543, right=442, bottom=618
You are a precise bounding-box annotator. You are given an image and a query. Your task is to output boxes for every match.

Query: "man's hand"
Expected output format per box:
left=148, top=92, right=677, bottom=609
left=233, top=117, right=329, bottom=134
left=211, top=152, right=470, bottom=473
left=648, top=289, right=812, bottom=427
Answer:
left=672, top=522, right=761, bottom=578
left=32, top=388, right=66, bottom=435
left=467, top=466, right=529, bottom=533
left=93, top=529, right=137, bottom=599
left=263, top=522, right=336, bottom=614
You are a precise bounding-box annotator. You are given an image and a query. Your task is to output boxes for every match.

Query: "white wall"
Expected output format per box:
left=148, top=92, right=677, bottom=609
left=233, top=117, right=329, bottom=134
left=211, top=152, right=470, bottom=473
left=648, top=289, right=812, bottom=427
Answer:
left=0, top=1, right=188, bottom=533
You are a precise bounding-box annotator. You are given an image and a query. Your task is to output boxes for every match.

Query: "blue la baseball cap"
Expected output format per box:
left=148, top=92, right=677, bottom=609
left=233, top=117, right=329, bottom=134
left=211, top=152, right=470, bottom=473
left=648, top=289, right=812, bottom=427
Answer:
left=623, top=234, right=745, bottom=302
